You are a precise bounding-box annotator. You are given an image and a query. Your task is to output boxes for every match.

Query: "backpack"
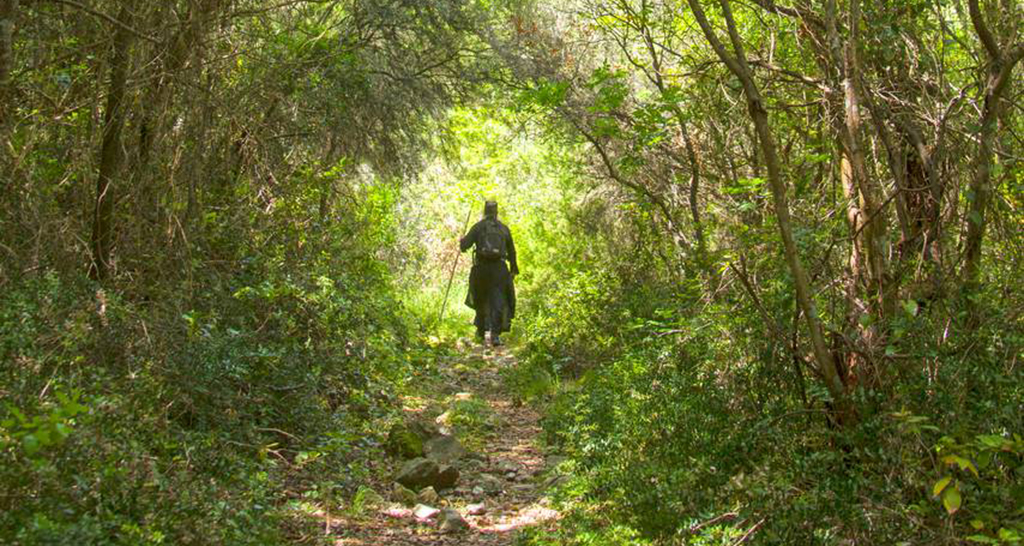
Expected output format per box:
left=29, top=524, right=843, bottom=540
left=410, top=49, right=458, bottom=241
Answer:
left=476, top=220, right=506, bottom=260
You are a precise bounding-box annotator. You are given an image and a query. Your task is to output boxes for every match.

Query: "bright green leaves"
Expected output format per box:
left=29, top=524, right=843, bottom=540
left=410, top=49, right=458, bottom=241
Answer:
left=933, top=475, right=952, bottom=497
left=580, top=66, right=631, bottom=140
left=933, top=475, right=962, bottom=515
left=942, top=483, right=963, bottom=514
left=1, top=390, right=88, bottom=459
left=586, top=66, right=630, bottom=114
left=928, top=432, right=1024, bottom=537
left=523, top=79, right=571, bottom=109
left=902, top=299, right=920, bottom=317
left=943, top=454, right=980, bottom=478
left=724, top=177, right=766, bottom=195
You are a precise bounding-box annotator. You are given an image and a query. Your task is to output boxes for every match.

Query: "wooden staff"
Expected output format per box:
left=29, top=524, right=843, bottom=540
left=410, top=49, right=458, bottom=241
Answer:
left=439, top=207, right=474, bottom=326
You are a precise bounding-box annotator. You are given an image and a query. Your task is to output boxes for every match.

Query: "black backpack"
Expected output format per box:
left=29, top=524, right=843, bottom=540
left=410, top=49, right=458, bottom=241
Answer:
left=477, top=220, right=506, bottom=260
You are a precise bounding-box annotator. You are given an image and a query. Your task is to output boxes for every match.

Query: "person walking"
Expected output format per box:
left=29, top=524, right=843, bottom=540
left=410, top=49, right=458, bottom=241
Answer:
left=460, top=200, right=518, bottom=346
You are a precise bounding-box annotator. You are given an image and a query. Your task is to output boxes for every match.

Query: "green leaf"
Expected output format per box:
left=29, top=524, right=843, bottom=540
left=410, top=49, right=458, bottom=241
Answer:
left=903, top=299, right=919, bottom=316
left=933, top=476, right=952, bottom=497
left=998, top=528, right=1021, bottom=541
left=22, top=434, right=39, bottom=455
left=942, top=485, right=962, bottom=514
left=943, top=455, right=979, bottom=477
left=966, top=535, right=998, bottom=544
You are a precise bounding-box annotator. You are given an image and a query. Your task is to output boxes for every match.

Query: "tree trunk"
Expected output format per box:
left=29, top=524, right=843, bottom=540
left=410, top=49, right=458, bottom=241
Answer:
left=826, top=0, right=893, bottom=321
left=686, top=0, right=854, bottom=423
left=962, top=0, right=1023, bottom=289
left=90, top=5, right=134, bottom=281
left=0, top=0, right=18, bottom=127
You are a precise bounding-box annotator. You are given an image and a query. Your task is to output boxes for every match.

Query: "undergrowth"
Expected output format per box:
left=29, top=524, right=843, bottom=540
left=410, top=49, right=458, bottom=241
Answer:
left=0, top=182, right=422, bottom=545
left=513, top=266, right=1023, bottom=545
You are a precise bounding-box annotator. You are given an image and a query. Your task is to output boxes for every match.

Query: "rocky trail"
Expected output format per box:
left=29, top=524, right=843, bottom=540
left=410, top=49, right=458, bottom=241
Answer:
left=327, top=341, right=562, bottom=545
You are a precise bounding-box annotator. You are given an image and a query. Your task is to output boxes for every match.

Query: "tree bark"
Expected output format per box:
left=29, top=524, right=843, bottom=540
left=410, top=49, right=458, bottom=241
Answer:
left=826, top=0, right=892, bottom=320
left=962, top=0, right=1023, bottom=289
left=90, top=4, right=134, bottom=281
left=686, top=0, right=854, bottom=423
left=0, top=0, right=18, bottom=127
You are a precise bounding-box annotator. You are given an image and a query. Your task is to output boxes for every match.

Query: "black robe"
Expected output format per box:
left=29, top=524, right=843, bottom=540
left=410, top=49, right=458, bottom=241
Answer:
left=460, top=217, right=518, bottom=333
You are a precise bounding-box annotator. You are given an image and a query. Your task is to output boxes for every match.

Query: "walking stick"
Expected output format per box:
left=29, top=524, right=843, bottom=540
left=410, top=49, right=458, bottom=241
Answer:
left=438, top=207, right=474, bottom=326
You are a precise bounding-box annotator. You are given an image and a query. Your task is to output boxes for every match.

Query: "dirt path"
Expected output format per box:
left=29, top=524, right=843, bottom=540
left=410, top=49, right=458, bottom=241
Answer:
left=329, top=341, right=560, bottom=545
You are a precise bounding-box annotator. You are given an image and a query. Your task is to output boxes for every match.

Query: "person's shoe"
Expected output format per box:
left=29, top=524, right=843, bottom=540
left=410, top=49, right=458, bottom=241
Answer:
left=492, top=335, right=503, bottom=347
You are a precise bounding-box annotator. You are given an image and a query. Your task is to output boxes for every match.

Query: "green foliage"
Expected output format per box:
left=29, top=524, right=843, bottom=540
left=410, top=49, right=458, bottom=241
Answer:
left=2, top=391, right=87, bottom=459
left=440, top=396, right=497, bottom=449
left=0, top=169, right=414, bottom=543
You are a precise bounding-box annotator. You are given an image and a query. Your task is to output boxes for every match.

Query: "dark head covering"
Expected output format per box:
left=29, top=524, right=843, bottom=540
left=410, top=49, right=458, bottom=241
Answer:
left=484, top=200, right=498, bottom=218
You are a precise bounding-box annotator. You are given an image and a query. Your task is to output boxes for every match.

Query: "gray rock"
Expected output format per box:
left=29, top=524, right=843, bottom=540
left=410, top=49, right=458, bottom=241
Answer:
left=395, top=457, right=462, bottom=490
left=499, top=460, right=520, bottom=473
left=476, top=473, right=504, bottom=494
left=425, top=434, right=469, bottom=464
left=460, top=458, right=485, bottom=472
left=408, top=419, right=441, bottom=440
left=413, top=504, right=440, bottom=520
left=417, top=486, right=439, bottom=505
left=395, top=458, right=441, bottom=489
left=435, top=464, right=461, bottom=489
left=439, top=508, right=470, bottom=533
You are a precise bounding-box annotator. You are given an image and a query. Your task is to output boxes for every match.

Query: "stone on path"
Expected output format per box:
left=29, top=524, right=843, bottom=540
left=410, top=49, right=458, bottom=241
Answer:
left=435, top=464, right=460, bottom=489
left=424, top=434, right=468, bottom=464
left=413, top=504, right=440, bottom=521
left=512, top=483, right=535, bottom=494
left=475, top=473, right=504, bottom=494
left=461, top=458, right=485, bottom=472
left=416, top=486, right=439, bottom=505
left=499, top=460, right=519, bottom=473
left=395, top=458, right=461, bottom=490
left=395, top=458, right=440, bottom=489
left=466, top=502, right=487, bottom=516
left=439, top=508, right=470, bottom=533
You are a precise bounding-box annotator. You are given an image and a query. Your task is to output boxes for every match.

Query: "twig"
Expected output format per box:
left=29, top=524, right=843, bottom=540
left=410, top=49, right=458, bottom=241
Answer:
left=731, top=518, right=766, bottom=546
left=255, top=427, right=300, bottom=441
left=33, top=0, right=159, bottom=43
left=689, top=512, right=739, bottom=534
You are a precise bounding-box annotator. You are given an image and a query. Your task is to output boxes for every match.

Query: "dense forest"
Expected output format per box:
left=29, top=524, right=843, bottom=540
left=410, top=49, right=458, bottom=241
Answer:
left=0, top=0, right=1021, bottom=544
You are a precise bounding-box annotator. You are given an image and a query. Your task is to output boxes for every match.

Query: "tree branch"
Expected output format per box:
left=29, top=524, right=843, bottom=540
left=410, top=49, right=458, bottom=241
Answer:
left=967, top=0, right=1000, bottom=59
left=33, top=0, right=158, bottom=43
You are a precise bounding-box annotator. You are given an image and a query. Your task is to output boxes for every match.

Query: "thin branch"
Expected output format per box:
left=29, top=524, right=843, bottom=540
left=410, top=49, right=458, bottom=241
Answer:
left=967, top=0, right=999, bottom=59
left=33, top=0, right=159, bottom=43
left=731, top=518, right=766, bottom=546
